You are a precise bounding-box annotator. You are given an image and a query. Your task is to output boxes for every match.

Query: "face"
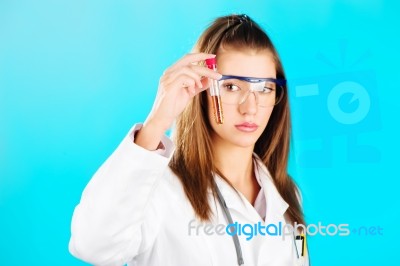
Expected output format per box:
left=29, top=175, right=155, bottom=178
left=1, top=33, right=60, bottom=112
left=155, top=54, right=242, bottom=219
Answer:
left=207, top=47, right=276, bottom=149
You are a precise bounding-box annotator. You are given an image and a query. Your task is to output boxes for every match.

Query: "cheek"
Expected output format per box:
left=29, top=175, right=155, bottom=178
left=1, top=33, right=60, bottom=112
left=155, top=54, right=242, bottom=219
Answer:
left=258, top=107, right=274, bottom=126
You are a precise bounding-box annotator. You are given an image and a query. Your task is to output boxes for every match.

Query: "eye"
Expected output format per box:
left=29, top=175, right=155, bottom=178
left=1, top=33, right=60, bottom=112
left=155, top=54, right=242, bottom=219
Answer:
left=223, top=83, right=240, bottom=92
left=260, top=87, right=273, bottom=94
left=260, top=82, right=276, bottom=94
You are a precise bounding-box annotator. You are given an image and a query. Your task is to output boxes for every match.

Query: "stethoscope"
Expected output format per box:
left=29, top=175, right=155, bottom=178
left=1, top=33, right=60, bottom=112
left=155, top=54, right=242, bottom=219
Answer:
left=214, top=181, right=309, bottom=266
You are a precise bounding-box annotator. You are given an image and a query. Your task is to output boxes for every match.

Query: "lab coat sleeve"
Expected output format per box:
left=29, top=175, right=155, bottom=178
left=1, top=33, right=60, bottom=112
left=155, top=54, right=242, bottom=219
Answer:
left=69, top=123, right=174, bottom=266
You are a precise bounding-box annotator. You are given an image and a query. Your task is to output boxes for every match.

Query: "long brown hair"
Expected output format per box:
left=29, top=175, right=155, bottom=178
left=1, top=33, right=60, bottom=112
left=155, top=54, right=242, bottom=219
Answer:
left=169, top=14, right=305, bottom=225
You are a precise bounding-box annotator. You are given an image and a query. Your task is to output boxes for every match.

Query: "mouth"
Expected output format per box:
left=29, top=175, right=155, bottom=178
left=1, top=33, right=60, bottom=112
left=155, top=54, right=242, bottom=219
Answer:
left=234, top=122, right=259, bottom=133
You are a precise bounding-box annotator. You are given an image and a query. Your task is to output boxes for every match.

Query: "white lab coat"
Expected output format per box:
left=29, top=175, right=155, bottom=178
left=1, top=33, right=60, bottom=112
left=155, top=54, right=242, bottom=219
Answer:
left=69, top=124, right=310, bottom=266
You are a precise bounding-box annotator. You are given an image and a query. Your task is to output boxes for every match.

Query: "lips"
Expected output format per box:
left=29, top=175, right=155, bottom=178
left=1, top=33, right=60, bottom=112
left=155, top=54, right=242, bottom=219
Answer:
left=235, top=122, right=259, bottom=132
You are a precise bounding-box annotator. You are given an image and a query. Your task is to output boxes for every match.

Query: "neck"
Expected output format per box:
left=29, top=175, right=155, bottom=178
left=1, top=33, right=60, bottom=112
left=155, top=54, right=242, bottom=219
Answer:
left=216, top=151, right=254, bottom=188
left=213, top=141, right=261, bottom=205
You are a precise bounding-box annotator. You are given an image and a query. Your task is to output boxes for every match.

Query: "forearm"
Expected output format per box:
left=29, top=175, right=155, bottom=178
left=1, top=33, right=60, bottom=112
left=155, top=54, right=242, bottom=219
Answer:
left=134, top=120, right=167, bottom=151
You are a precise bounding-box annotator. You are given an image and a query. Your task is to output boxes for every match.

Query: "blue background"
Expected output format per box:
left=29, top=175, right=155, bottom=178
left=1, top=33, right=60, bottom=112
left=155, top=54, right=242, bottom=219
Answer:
left=1, top=0, right=399, bottom=265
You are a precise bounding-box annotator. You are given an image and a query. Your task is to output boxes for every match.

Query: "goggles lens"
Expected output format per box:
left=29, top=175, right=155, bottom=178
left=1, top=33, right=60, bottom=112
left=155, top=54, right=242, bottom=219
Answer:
left=218, top=76, right=285, bottom=107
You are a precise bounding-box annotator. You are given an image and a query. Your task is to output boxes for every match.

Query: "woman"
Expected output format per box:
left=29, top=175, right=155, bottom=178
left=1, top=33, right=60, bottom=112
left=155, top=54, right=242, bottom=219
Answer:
left=69, top=14, right=310, bottom=266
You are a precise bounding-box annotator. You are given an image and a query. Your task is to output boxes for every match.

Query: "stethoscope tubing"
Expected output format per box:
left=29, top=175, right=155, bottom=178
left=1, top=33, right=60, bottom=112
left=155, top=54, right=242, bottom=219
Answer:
left=214, top=181, right=309, bottom=266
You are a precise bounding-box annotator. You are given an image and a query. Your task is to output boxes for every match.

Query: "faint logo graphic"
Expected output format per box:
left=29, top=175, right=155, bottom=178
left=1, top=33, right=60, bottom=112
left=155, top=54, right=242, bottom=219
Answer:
left=289, top=40, right=381, bottom=167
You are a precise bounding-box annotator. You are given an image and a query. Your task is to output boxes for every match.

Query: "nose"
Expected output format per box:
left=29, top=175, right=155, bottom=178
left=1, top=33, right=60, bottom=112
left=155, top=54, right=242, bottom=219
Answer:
left=238, top=90, right=258, bottom=115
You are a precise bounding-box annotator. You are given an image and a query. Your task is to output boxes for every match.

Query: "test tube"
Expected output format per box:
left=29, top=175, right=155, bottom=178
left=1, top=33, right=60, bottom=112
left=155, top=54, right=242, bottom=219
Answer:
left=205, top=57, right=223, bottom=124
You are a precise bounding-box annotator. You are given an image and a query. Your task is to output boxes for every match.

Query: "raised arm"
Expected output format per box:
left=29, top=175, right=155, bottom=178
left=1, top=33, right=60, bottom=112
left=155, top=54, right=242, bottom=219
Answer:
left=68, top=53, right=221, bottom=265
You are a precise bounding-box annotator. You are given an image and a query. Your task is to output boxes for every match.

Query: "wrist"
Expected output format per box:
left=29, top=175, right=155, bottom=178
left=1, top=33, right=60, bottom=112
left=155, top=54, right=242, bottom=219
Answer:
left=144, top=116, right=171, bottom=133
left=134, top=121, right=166, bottom=151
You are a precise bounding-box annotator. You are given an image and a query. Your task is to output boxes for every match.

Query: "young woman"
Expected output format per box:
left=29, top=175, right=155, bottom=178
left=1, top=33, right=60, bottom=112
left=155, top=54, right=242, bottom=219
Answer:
left=69, top=14, right=310, bottom=266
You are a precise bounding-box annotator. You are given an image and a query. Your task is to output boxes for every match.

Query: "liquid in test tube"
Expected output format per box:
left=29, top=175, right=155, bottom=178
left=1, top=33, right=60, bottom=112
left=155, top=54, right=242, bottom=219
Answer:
left=205, top=57, right=223, bottom=124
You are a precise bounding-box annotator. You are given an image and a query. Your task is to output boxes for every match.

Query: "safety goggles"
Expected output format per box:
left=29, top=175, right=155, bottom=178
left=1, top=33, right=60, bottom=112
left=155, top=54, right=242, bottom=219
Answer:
left=218, top=75, right=286, bottom=107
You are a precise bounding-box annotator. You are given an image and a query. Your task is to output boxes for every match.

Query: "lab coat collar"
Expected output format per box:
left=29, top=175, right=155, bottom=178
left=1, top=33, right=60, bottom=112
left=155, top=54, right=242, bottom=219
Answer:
left=253, top=153, right=289, bottom=222
left=212, top=153, right=289, bottom=223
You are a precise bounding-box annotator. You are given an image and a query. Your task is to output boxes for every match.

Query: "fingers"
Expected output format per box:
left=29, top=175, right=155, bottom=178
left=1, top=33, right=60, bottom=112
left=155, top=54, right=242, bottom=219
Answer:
left=175, top=74, right=197, bottom=95
left=172, top=74, right=211, bottom=98
left=167, top=66, right=203, bottom=89
left=184, top=76, right=211, bottom=97
left=166, top=53, right=221, bottom=77
left=189, top=65, right=222, bottom=80
left=166, top=65, right=221, bottom=89
left=160, top=53, right=222, bottom=98
left=164, top=52, right=221, bottom=78
left=193, top=78, right=210, bottom=95
left=175, top=53, right=216, bottom=68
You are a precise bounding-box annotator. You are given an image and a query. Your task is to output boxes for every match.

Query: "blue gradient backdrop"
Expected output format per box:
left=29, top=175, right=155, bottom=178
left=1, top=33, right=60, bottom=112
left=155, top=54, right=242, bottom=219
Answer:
left=1, top=0, right=399, bottom=265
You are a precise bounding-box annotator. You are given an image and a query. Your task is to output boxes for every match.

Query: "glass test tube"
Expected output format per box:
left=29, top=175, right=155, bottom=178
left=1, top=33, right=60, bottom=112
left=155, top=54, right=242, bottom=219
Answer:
left=205, top=58, right=223, bottom=124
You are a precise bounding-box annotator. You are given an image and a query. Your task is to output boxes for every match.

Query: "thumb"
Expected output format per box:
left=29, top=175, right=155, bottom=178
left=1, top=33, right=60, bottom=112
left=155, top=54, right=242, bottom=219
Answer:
left=201, top=77, right=210, bottom=90
left=194, top=77, right=211, bottom=95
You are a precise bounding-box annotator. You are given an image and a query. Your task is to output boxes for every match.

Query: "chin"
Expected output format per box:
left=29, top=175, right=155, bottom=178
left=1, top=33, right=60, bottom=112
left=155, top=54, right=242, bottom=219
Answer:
left=229, top=135, right=259, bottom=148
